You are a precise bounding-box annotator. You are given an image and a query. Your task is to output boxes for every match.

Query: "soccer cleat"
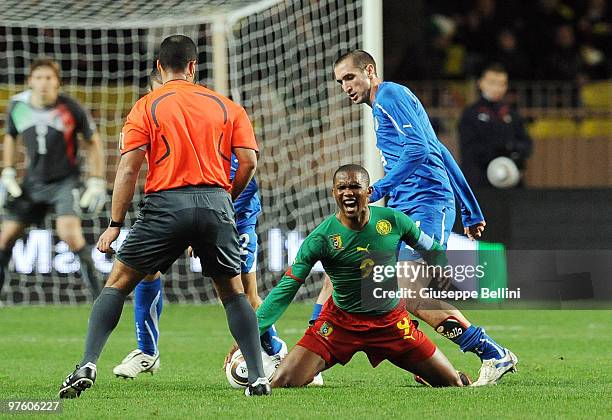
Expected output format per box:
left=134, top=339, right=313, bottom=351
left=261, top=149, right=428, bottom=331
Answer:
left=58, top=363, right=97, bottom=398
left=244, top=377, right=272, bottom=396
left=458, top=371, right=472, bottom=386
left=308, top=372, right=324, bottom=386
left=471, top=349, right=518, bottom=386
left=113, top=349, right=160, bottom=379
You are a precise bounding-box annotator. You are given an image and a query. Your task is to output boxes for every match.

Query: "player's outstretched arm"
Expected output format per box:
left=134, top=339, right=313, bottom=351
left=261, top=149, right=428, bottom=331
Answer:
left=256, top=273, right=303, bottom=334
left=438, top=143, right=485, bottom=231
left=257, top=234, right=324, bottom=333
left=396, top=210, right=447, bottom=267
left=96, top=149, right=145, bottom=254
left=231, top=147, right=257, bottom=201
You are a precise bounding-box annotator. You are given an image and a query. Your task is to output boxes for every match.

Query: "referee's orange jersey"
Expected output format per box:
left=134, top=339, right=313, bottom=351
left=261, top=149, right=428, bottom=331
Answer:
left=120, top=79, right=258, bottom=194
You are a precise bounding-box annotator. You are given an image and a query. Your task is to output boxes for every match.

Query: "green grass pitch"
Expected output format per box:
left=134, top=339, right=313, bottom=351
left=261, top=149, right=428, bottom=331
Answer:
left=0, top=304, right=610, bottom=419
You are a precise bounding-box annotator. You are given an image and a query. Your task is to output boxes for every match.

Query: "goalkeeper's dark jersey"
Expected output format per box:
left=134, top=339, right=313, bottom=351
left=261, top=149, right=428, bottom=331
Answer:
left=5, top=91, right=96, bottom=183
left=257, top=206, right=446, bottom=334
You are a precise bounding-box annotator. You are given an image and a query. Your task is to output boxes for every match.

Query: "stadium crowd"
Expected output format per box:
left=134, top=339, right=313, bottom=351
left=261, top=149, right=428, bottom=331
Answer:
left=392, top=0, right=612, bottom=82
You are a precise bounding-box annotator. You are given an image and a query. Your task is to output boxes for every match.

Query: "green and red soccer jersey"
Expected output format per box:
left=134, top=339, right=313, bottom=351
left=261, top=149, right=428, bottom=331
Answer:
left=257, top=206, right=446, bottom=334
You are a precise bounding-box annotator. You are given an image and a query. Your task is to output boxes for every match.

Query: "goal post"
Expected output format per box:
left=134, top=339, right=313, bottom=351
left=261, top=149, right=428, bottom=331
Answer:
left=0, top=0, right=380, bottom=305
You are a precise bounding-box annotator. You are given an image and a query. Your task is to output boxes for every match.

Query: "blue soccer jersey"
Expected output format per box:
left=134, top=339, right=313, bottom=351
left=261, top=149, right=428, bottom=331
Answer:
left=370, top=82, right=484, bottom=228
left=230, top=154, right=261, bottom=229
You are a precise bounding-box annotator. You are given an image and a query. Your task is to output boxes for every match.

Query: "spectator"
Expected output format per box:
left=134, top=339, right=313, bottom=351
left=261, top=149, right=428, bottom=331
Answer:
left=460, top=0, right=501, bottom=76
left=542, top=24, right=584, bottom=81
left=458, top=64, right=533, bottom=188
left=577, top=0, right=612, bottom=79
left=493, top=28, right=531, bottom=80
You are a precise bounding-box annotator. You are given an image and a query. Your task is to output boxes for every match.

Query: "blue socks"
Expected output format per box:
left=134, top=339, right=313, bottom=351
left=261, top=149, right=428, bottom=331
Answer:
left=453, top=325, right=506, bottom=360
left=134, top=277, right=163, bottom=356
left=260, top=325, right=283, bottom=356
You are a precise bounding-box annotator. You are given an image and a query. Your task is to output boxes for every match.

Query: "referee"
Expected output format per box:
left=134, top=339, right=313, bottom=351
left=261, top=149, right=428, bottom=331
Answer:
left=59, top=35, right=270, bottom=398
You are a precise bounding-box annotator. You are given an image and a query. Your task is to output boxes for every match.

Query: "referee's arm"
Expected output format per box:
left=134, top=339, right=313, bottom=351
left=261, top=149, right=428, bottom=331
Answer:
left=110, top=149, right=146, bottom=223
left=230, top=147, right=257, bottom=201
left=97, top=149, right=145, bottom=253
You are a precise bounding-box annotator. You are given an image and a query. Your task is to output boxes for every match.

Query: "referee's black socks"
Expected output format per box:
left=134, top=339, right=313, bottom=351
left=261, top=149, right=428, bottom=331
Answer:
left=222, top=293, right=266, bottom=383
left=81, top=287, right=126, bottom=366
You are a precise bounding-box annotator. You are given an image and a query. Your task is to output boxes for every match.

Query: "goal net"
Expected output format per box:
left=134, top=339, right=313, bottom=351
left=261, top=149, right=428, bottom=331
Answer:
left=0, top=0, right=365, bottom=304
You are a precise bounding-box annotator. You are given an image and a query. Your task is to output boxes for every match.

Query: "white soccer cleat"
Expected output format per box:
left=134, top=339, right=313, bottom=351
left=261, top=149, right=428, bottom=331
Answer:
left=471, top=349, right=518, bottom=386
left=308, top=372, right=324, bottom=386
left=113, top=349, right=160, bottom=379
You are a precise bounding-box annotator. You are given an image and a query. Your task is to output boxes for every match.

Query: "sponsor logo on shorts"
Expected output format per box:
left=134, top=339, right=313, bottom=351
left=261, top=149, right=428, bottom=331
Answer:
left=376, top=220, right=392, bottom=235
left=329, top=234, right=343, bottom=250
left=318, top=321, right=334, bottom=338
left=396, top=317, right=416, bottom=340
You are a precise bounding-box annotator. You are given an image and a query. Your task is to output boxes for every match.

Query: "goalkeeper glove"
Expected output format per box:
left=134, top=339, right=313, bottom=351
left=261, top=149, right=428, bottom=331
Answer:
left=80, top=177, right=107, bottom=214
left=1, top=167, right=23, bottom=199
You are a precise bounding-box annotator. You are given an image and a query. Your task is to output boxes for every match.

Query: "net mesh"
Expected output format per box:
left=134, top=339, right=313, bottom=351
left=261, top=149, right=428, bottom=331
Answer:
left=0, top=0, right=364, bottom=304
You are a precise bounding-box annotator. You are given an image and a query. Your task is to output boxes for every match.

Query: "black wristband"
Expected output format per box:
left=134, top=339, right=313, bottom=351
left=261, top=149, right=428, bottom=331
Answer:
left=109, top=219, right=124, bottom=228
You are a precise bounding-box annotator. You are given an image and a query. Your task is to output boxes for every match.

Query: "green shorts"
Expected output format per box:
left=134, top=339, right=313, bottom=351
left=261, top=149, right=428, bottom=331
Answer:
left=4, top=176, right=80, bottom=225
left=116, top=186, right=241, bottom=277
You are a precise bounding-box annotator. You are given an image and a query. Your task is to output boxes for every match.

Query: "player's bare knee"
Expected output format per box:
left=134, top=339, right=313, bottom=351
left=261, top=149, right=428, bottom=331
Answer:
left=142, top=272, right=160, bottom=282
left=213, top=275, right=244, bottom=301
left=104, top=261, right=145, bottom=293
left=58, top=232, right=85, bottom=251
left=0, top=222, right=26, bottom=250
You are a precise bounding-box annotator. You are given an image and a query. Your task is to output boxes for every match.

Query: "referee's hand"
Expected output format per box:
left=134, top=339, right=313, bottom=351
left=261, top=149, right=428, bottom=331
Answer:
left=97, top=227, right=121, bottom=254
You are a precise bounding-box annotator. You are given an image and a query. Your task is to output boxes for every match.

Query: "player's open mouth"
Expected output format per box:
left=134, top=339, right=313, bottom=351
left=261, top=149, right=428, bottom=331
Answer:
left=343, top=198, right=358, bottom=212
left=349, top=93, right=358, bottom=101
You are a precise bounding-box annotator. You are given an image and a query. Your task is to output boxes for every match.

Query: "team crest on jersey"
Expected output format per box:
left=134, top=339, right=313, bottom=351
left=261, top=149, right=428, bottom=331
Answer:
left=318, top=322, right=334, bottom=338
left=329, top=234, right=343, bottom=250
left=376, top=220, right=392, bottom=235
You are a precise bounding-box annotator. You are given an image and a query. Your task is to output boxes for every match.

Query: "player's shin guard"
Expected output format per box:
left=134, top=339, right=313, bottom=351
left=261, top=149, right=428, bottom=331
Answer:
left=222, top=293, right=265, bottom=383
left=435, top=316, right=506, bottom=360
left=76, top=245, right=102, bottom=299
left=134, top=277, right=163, bottom=356
left=0, top=249, right=11, bottom=295
left=81, top=287, right=126, bottom=366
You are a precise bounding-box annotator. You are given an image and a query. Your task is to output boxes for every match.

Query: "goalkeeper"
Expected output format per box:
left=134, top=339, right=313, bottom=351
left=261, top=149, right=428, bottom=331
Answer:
left=256, top=164, right=468, bottom=388
left=0, top=58, right=106, bottom=298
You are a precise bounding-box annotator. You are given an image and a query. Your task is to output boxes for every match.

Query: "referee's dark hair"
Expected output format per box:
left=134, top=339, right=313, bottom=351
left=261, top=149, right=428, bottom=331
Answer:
left=334, top=50, right=377, bottom=74
left=158, top=35, right=197, bottom=73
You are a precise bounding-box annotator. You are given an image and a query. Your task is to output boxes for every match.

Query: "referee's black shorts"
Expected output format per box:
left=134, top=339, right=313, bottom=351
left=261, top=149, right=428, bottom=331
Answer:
left=116, top=186, right=241, bottom=277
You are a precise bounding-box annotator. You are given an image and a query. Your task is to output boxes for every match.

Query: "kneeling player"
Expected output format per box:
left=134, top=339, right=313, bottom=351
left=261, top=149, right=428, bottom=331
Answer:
left=112, top=69, right=284, bottom=379
left=255, top=164, right=467, bottom=387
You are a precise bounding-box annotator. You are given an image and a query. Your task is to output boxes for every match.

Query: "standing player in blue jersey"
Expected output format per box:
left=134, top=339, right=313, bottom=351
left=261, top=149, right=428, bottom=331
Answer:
left=327, top=50, right=517, bottom=386
left=112, top=70, right=284, bottom=379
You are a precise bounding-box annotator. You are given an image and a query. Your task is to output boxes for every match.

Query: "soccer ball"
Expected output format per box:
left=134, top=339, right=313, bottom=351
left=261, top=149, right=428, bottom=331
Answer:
left=225, top=343, right=287, bottom=389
